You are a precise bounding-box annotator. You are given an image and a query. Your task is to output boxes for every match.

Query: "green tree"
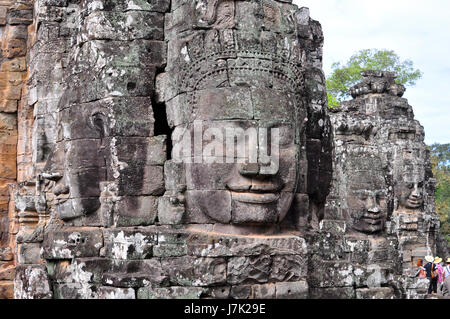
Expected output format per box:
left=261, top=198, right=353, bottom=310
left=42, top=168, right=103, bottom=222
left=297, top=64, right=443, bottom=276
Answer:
left=430, top=143, right=450, bottom=244
left=327, top=49, right=423, bottom=104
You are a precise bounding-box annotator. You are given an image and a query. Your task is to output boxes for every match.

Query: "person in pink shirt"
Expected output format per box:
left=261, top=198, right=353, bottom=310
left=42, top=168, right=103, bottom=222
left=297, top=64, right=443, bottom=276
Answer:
left=434, top=257, right=445, bottom=293
left=442, top=258, right=450, bottom=297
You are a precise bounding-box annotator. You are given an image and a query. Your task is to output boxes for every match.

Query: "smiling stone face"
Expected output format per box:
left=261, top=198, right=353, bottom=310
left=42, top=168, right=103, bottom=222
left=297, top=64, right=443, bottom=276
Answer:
left=42, top=104, right=111, bottom=221
left=349, top=189, right=388, bottom=234
left=343, top=148, right=390, bottom=234
left=160, top=0, right=331, bottom=230
left=42, top=95, right=160, bottom=225
left=398, top=180, right=424, bottom=210
left=224, top=122, right=299, bottom=225
left=391, top=135, right=428, bottom=213
left=177, top=97, right=302, bottom=225
left=394, top=165, right=426, bottom=212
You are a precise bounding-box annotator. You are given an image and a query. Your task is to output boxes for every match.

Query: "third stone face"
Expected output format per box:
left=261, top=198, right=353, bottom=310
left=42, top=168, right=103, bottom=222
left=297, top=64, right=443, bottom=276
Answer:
left=344, top=149, right=390, bottom=234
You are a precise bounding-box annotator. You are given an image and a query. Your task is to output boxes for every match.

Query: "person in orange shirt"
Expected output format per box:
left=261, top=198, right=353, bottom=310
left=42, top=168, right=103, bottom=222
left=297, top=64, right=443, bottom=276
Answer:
left=414, top=259, right=427, bottom=278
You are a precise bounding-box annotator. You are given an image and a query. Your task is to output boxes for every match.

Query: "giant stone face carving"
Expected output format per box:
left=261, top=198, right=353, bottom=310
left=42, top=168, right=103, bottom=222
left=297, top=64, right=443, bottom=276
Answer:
left=161, top=0, right=320, bottom=229
left=9, top=0, right=450, bottom=300
left=43, top=106, right=111, bottom=221
left=38, top=1, right=163, bottom=224
left=397, top=176, right=424, bottom=211
left=392, top=139, right=427, bottom=213
left=177, top=98, right=301, bottom=226
left=328, top=71, right=433, bottom=236
left=345, top=149, right=389, bottom=234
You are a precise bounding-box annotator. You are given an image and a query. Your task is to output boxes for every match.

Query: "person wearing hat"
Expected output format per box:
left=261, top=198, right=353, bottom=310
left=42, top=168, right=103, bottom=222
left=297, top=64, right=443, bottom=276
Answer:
left=424, top=255, right=438, bottom=295
left=445, top=258, right=450, bottom=279
left=434, top=257, right=445, bottom=294
left=442, top=258, right=450, bottom=297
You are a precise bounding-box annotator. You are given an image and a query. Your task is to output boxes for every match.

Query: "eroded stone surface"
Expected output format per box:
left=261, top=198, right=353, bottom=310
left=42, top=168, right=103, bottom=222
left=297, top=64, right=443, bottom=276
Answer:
left=1, top=1, right=447, bottom=300
left=0, top=0, right=33, bottom=297
left=161, top=0, right=331, bottom=230
left=325, top=70, right=448, bottom=298
left=14, top=265, right=52, bottom=299
left=41, top=228, right=103, bottom=259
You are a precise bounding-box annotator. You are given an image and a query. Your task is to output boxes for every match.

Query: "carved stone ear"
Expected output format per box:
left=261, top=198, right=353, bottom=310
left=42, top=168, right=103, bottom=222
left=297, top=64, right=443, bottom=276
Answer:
left=90, top=111, right=109, bottom=138
left=194, top=0, right=221, bottom=27
left=42, top=143, right=64, bottom=180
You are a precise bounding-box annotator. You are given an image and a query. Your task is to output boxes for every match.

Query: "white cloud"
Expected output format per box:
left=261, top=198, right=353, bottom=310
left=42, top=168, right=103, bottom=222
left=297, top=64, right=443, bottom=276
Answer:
left=294, top=0, right=450, bottom=144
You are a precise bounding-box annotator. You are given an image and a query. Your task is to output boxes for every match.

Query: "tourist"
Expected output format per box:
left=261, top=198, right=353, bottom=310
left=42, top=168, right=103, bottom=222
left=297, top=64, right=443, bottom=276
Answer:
left=435, top=257, right=444, bottom=291
left=442, top=258, right=450, bottom=297
left=413, top=259, right=426, bottom=278
left=434, top=257, right=445, bottom=295
left=445, top=258, right=450, bottom=278
left=424, top=255, right=438, bottom=295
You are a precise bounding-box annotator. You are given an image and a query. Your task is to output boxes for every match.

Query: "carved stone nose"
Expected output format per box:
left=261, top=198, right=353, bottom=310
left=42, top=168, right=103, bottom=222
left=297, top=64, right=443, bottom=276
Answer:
left=368, top=205, right=381, bottom=214
left=238, top=162, right=278, bottom=177
left=411, top=185, right=422, bottom=198
left=239, top=163, right=259, bottom=176
left=366, top=196, right=380, bottom=214
left=53, top=184, right=70, bottom=196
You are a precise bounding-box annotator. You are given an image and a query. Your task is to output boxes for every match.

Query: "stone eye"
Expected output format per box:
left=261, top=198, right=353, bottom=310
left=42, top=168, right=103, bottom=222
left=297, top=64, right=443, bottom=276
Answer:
left=91, top=112, right=108, bottom=138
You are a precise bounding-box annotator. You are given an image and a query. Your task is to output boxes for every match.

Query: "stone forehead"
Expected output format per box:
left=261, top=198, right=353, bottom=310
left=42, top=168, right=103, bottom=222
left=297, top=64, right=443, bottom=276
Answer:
left=348, top=172, right=386, bottom=189
left=166, top=0, right=306, bottom=97
left=177, top=44, right=305, bottom=94
left=395, top=166, right=426, bottom=182
left=344, top=148, right=387, bottom=186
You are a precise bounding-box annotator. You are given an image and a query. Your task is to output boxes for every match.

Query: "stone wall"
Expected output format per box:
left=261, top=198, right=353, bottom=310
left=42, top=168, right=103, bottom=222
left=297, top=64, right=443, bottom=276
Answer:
left=13, top=0, right=170, bottom=299
left=0, top=0, right=32, bottom=299
left=323, top=71, right=448, bottom=299
left=8, top=0, right=334, bottom=299
left=0, top=1, right=447, bottom=299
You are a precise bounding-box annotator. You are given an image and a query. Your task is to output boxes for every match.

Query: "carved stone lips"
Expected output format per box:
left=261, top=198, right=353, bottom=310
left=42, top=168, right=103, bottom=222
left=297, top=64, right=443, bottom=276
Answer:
left=53, top=184, right=70, bottom=205
left=361, top=212, right=384, bottom=225
left=230, top=191, right=280, bottom=204
left=361, top=217, right=383, bottom=226
left=226, top=180, right=283, bottom=193
left=55, top=196, right=69, bottom=205
left=227, top=180, right=282, bottom=204
left=407, top=198, right=422, bottom=208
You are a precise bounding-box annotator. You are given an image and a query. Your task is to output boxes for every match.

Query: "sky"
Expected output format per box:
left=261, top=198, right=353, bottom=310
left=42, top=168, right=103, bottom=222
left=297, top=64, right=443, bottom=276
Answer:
left=294, top=0, right=450, bottom=145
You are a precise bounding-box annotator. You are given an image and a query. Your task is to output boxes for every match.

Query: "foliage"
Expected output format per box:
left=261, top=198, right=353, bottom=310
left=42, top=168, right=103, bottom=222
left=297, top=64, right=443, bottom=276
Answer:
left=327, top=91, right=340, bottom=109
left=326, top=49, right=423, bottom=105
left=430, top=143, right=450, bottom=243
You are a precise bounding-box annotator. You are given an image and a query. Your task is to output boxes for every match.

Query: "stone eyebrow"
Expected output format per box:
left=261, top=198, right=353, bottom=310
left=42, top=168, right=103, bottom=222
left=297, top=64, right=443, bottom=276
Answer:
left=353, top=190, right=386, bottom=196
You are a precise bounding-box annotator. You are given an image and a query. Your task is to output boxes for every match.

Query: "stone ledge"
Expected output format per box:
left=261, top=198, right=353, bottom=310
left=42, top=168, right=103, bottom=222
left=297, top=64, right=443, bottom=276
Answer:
left=356, top=287, right=395, bottom=299
left=0, top=280, right=14, bottom=299
left=41, top=228, right=104, bottom=260
left=0, top=246, right=13, bottom=261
